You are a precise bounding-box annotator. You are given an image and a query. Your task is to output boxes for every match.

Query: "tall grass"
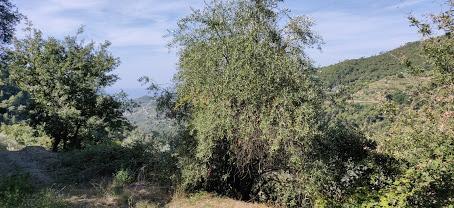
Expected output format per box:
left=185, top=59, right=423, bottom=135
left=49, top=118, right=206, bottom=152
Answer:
left=0, top=174, right=68, bottom=208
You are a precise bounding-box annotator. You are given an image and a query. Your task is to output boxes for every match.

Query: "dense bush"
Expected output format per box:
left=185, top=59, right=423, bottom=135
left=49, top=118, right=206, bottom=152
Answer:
left=319, top=2, right=454, bottom=205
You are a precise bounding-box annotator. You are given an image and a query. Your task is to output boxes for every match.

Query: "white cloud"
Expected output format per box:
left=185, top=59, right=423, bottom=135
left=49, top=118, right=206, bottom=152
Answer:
left=15, top=0, right=203, bottom=48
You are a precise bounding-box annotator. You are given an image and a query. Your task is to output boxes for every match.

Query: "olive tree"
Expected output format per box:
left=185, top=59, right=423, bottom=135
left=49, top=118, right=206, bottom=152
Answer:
left=9, top=28, right=131, bottom=151
left=168, top=0, right=379, bottom=205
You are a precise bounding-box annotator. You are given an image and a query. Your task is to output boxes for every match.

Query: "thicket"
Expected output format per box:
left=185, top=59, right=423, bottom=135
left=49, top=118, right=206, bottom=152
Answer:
left=58, top=141, right=176, bottom=187
left=318, top=1, right=454, bottom=207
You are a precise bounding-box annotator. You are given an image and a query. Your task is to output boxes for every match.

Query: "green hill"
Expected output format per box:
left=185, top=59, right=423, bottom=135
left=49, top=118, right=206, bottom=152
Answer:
left=318, top=41, right=423, bottom=92
left=318, top=40, right=434, bottom=132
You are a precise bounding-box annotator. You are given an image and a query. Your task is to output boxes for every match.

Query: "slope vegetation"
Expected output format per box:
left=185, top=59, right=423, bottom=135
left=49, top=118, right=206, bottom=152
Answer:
left=319, top=41, right=423, bottom=92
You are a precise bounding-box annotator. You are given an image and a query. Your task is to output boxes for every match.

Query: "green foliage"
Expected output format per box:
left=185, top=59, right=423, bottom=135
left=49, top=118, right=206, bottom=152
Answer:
left=0, top=174, right=33, bottom=207
left=385, top=90, right=410, bottom=105
left=167, top=1, right=397, bottom=207
left=319, top=2, right=454, bottom=204
left=59, top=142, right=177, bottom=187
left=113, top=169, right=133, bottom=187
left=0, top=89, right=30, bottom=124
left=59, top=143, right=141, bottom=182
left=173, top=0, right=323, bottom=166
left=8, top=27, right=131, bottom=151
left=409, top=0, right=454, bottom=84
left=0, top=174, right=68, bottom=208
left=0, top=1, right=451, bottom=207
left=171, top=0, right=323, bottom=199
left=0, top=0, right=28, bottom=125
left=0, top=0, right=21, bottom=45
left=0, top=124, right=52, bottom=149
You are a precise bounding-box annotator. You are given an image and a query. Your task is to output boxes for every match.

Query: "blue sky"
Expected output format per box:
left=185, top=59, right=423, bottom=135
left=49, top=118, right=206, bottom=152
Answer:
left=13, top=0, right=443, bottom=97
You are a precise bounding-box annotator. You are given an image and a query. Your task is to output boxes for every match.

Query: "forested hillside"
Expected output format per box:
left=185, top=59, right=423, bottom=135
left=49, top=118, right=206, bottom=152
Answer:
left=319, top=41, right=423, bottom=92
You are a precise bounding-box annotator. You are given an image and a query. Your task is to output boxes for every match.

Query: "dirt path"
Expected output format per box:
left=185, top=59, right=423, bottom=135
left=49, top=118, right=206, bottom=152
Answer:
left=0, top=146, right=58, bottom=185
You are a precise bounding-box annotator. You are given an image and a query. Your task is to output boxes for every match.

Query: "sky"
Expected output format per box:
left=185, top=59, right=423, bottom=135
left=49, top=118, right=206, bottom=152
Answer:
left=13, top=0, right=444, bottom=97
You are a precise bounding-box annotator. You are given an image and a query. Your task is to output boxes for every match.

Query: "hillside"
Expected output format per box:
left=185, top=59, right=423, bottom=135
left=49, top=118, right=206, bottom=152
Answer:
left=318, top=40, right=439, bottom=135
left=319, top=41, right=423, bottom=92
left=125, top=96, right=178, bottom=143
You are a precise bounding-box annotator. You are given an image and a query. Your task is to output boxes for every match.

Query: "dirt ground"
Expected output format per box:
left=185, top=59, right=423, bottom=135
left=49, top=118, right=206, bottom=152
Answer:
left=0, top=146, right=271, bottom=208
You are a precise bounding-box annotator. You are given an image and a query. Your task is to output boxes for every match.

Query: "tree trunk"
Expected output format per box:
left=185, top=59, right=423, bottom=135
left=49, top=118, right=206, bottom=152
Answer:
left=69, top=123, right=82, bottom=149
left=51, top=137, right=61, bottom=152
left=62, top=138, right=68, bottom=151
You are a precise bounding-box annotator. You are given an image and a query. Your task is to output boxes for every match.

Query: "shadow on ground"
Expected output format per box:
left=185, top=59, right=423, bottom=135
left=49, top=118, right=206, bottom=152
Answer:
left=0, top=146, right=172, bottom=207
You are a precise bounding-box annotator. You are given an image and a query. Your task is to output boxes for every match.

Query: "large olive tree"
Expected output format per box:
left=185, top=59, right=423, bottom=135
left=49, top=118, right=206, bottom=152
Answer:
left=169, top=0, right=377, bottom=206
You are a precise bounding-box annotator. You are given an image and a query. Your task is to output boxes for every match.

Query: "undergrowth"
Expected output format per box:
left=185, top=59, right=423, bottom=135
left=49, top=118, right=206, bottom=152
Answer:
left=0, top=174, right=68, bottom=208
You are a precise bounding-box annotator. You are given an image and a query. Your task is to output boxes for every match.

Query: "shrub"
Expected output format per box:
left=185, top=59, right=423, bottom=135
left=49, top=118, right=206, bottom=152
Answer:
left=59, top=142, right=177, bottom=187
left=385, top=90, right=410, bottom=105
left=0, top=124, right=52, bottom=149
left=166, top=1, right=407, bottom=206
left=113, top=169, right=133, bottom=187
left=0, top=174, right=34, bottom=207
left=60, top=143, right=141, bottom=182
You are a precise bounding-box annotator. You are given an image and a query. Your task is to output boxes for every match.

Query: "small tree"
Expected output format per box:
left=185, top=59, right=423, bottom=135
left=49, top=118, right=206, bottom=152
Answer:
left=9, top=27, right=130, bottom=151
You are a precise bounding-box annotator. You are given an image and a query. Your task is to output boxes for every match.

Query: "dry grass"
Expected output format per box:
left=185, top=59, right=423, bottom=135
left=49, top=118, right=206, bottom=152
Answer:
left=0, top=146, right=270, bottom=208
left=62, top=185, right=271, bottom=208
left=167, top=192, right=272, bottom=208
left=61, top=180, right=171, bottom=208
